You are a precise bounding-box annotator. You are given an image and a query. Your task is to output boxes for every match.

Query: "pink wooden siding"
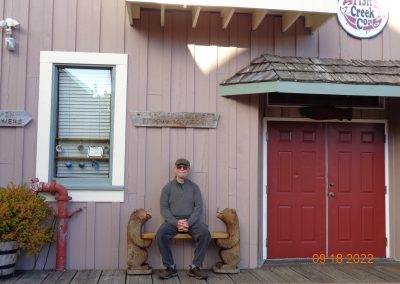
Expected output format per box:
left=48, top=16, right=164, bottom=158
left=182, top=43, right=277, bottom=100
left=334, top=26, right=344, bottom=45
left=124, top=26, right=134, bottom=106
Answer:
left=1, top=0, right=400, bottom=270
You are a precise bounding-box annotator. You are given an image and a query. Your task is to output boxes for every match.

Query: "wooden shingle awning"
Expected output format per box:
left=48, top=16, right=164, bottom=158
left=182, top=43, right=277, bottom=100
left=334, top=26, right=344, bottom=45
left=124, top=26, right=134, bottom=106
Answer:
left=126, top=0, right=336, bottom=32
left=220, top=54, right=400, bottom=97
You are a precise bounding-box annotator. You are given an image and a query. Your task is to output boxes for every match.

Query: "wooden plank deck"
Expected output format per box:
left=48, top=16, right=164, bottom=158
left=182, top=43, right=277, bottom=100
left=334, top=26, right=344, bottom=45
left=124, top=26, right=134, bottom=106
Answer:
left=3, top=263, right=400, bottom=283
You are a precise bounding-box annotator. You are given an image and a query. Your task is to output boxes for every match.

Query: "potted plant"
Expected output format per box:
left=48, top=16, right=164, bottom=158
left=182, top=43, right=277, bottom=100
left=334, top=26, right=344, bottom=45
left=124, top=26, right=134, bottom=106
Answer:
left=0, top=183, right=53, bottom=276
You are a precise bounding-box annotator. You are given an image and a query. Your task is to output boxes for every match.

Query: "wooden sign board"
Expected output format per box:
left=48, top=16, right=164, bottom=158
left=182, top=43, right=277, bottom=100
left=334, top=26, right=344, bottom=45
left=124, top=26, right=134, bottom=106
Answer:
left=131, top=111, right=219, bottom=128
left=0, top=110, right=32, bottom=127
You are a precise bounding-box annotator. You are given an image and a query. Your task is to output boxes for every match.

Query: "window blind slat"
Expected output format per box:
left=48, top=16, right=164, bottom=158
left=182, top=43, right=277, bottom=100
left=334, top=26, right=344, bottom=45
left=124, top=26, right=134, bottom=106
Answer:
left=56, top=67, right=112, bottom=178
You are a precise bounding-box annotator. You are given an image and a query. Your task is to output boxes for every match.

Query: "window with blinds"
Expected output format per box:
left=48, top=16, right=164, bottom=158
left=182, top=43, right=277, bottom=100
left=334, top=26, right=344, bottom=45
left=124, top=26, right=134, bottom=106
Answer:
left=55, top=67, right=113, bottom=178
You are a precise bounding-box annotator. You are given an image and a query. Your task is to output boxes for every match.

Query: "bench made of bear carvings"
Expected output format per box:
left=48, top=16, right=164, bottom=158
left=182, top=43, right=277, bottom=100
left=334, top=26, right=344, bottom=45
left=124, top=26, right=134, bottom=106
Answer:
left=127, top=208, right=240, bottom=275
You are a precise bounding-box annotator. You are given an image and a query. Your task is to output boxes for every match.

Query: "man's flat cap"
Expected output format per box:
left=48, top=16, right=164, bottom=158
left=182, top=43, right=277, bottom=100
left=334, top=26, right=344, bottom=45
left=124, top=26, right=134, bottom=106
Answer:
left=175, top=158, right=190, bottom=167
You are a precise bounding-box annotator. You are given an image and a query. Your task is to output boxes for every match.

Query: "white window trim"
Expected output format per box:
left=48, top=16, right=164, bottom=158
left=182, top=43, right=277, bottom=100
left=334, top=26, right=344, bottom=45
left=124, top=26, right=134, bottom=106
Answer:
left=36, top=51, right=128, bottom=202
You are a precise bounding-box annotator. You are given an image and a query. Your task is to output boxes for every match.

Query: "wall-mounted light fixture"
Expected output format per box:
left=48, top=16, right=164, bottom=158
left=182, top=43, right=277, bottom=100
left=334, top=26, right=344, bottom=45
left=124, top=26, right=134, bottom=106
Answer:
left=0, top=18, right=20, bottom=52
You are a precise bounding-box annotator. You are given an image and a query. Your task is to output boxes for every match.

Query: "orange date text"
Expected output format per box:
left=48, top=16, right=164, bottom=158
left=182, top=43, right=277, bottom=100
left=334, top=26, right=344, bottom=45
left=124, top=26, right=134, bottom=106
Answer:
left=312, top=253, right=374, bottom=264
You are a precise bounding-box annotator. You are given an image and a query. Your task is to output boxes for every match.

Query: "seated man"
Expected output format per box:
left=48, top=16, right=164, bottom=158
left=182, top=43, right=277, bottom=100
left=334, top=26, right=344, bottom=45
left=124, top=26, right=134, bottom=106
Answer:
left=156, top=158, right=211, bottom=280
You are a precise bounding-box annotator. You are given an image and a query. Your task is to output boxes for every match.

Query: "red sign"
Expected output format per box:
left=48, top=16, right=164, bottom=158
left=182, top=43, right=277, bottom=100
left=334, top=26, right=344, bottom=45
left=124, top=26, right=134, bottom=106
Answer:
left=337, top=0, right=389, bottom=39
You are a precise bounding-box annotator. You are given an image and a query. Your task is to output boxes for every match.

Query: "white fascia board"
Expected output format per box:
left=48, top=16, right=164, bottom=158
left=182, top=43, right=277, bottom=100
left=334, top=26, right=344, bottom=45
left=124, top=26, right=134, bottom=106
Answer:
left=220, top=81, right=400, bottom=97
left=126, top=0, right=337, bottom=13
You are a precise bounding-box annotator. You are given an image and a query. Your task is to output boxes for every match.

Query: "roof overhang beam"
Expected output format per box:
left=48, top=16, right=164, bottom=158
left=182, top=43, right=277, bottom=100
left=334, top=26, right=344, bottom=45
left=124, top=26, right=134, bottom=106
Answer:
left=127, top=4, right=141, bottom=26
left=305, top=14, right=333, bottom=33
left=161, top=4, right=165, bottom=26
left=221, top=8, right=235, bottom=29
left=282, top=12, right=302, bottom=32
left=192, top=6, right=201, bottom=28
left=252, top=10, right=268, bottom=30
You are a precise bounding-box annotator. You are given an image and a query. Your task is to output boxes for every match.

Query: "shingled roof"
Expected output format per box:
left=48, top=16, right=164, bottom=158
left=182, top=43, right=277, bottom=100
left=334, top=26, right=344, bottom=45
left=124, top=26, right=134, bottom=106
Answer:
left=220, top=54, right=400, bottom=97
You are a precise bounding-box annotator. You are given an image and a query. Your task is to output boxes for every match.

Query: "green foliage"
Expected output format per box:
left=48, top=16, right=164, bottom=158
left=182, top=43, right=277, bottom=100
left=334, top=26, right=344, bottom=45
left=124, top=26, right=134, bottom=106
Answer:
left=0, top=183, right=53, bottom=255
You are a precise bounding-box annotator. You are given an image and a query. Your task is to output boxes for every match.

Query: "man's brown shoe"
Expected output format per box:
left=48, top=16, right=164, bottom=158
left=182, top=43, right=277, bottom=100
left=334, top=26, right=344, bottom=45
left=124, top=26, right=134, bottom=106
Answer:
left=159, top=267, right=178, bottom=279
left=187, top=266, right=208, bottom=280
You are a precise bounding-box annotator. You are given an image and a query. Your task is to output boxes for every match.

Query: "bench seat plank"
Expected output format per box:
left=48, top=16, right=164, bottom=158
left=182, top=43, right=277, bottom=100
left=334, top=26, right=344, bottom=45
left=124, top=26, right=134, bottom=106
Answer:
left=141, top=232, right=229, bottom=239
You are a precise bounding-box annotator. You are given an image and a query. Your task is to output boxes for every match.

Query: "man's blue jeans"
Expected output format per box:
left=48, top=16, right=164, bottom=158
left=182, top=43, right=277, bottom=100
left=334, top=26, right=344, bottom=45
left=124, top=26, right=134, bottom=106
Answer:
left=156, top=221, right=211, bottom=268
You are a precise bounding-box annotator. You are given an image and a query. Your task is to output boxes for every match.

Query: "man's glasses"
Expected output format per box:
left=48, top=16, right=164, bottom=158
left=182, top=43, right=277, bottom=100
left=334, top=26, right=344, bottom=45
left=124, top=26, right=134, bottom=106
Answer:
left=176, top=165, right=189, bottom=170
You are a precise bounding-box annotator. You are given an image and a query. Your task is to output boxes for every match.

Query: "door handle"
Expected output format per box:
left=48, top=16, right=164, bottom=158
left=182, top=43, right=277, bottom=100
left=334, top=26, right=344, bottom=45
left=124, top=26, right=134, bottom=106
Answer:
left=329, top=192, right=335, bottom=198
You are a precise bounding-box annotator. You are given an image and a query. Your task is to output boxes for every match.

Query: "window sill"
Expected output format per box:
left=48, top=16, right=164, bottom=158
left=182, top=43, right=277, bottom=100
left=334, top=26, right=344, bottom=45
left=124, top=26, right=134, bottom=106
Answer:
left=41, top=189, right=124, bottom=202
left=55, top=179, right=124, bottom=191
left=42, top=179, right=125, bottom=202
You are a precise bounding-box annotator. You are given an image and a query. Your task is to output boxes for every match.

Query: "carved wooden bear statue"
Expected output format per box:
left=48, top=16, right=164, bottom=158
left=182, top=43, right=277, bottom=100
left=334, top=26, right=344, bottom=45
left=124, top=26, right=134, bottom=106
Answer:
left=213, top=208, right=240, bottom=273
left=127, top=208, right=153, bottom=275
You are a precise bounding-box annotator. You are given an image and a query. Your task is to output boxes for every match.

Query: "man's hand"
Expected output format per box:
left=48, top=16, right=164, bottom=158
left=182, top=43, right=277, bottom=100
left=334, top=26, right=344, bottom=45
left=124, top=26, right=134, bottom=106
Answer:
left=177, top=219, right=189, bottom=232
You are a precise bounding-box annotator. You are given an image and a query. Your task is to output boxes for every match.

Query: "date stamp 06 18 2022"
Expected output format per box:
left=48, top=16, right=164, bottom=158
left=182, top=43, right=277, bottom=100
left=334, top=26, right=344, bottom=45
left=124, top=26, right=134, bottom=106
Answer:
left=312, top=253, right=374, bottom=264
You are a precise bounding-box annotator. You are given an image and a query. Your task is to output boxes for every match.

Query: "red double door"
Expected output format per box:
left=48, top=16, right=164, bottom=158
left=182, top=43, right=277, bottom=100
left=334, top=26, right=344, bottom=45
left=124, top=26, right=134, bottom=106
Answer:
left=267, top=121, right=385, bottom=258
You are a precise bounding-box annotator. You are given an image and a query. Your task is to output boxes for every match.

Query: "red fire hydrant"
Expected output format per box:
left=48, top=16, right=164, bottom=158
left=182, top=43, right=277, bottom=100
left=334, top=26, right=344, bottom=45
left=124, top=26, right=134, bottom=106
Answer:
left=30, top=178, right=82, bottom=271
